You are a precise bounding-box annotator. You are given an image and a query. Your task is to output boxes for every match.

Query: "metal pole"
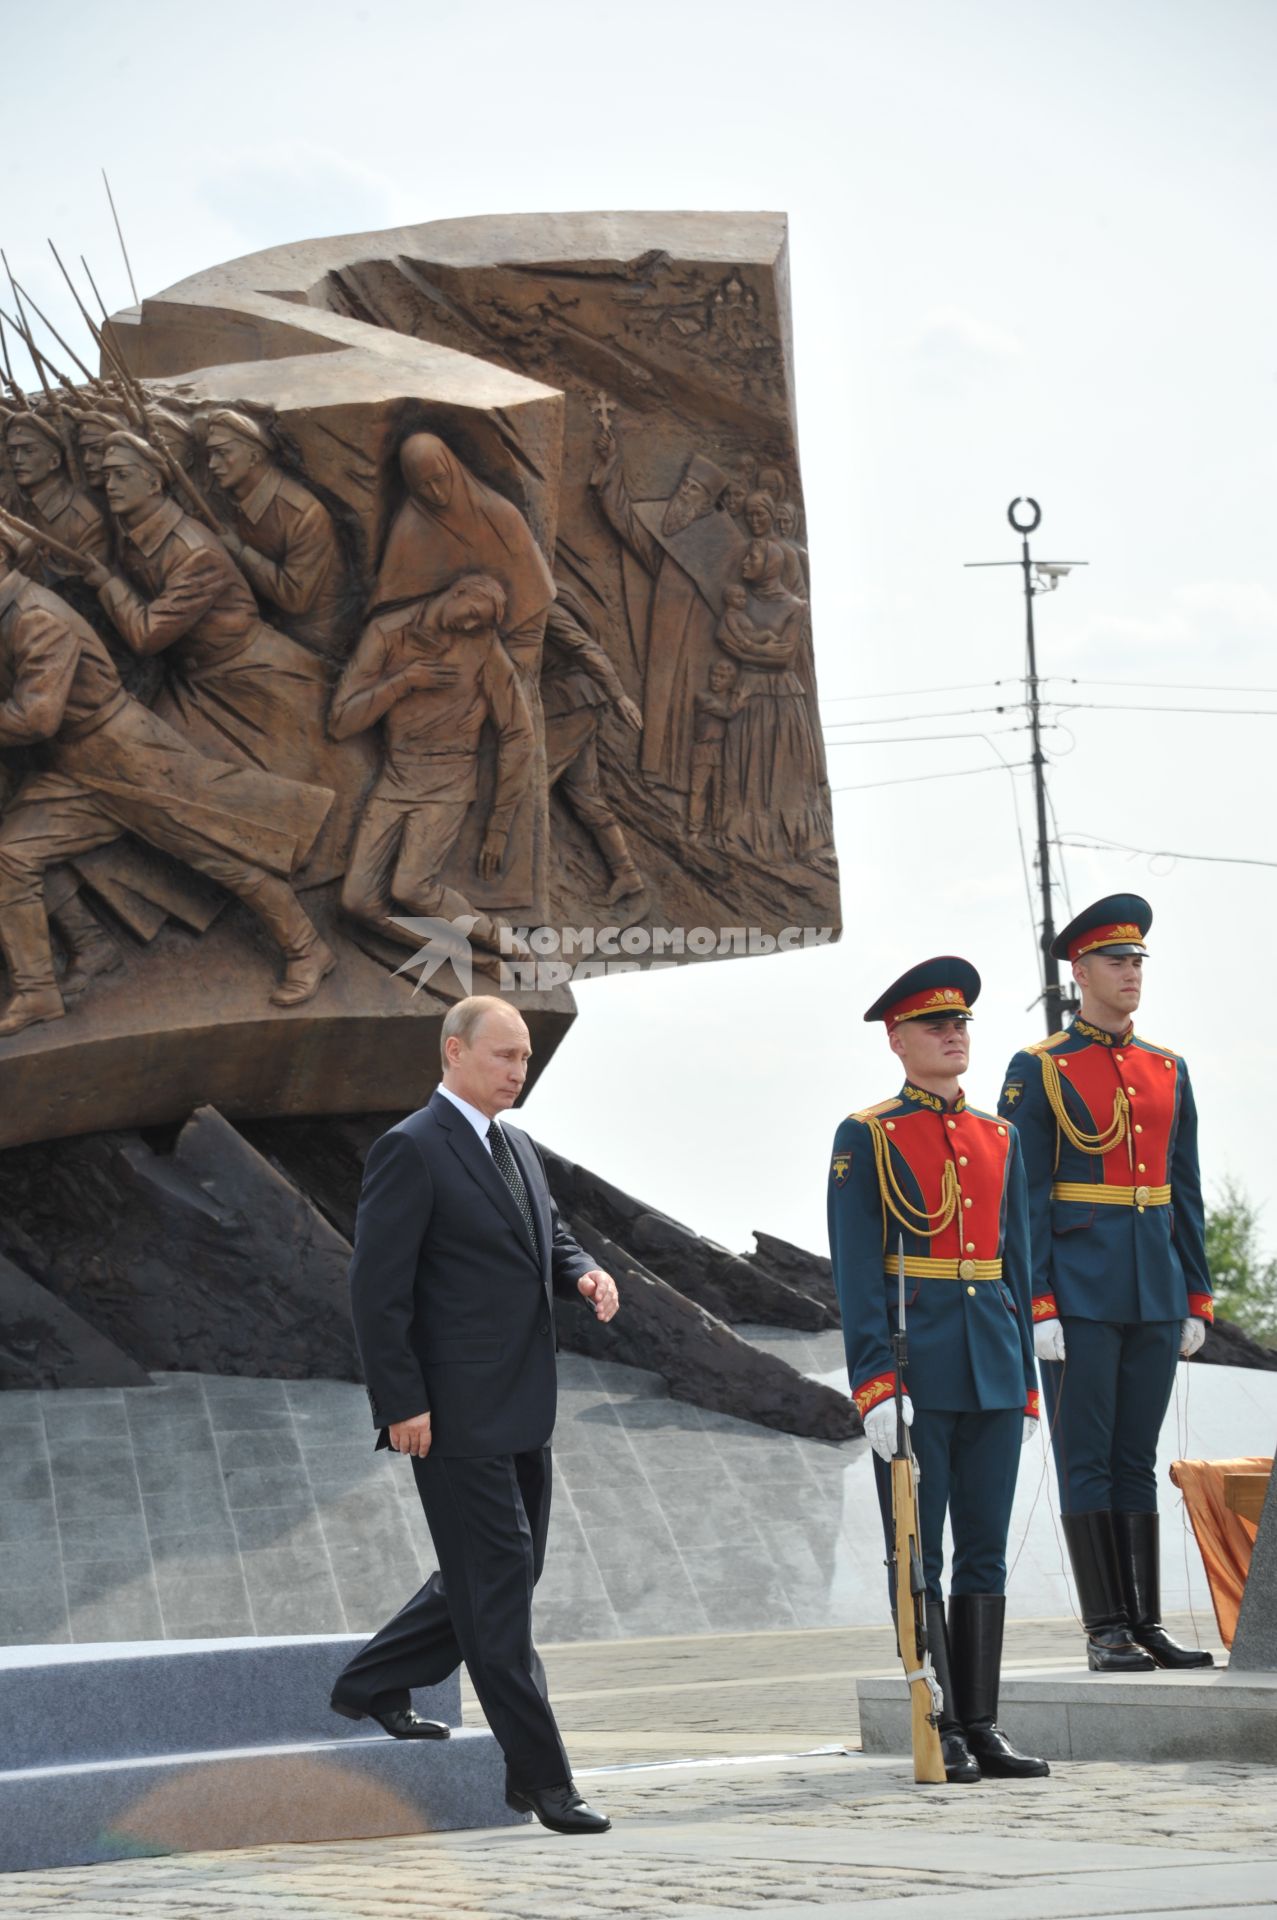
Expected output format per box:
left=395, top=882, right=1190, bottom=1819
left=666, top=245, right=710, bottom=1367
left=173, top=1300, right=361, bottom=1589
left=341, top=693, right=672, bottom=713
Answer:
left=1008, top=498, right=1065, bottom=1034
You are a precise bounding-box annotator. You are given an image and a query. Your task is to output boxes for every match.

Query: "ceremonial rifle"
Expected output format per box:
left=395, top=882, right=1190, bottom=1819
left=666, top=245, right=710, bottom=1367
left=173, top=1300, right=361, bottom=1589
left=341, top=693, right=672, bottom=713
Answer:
left=890, top=1232, right=946, bottom=1784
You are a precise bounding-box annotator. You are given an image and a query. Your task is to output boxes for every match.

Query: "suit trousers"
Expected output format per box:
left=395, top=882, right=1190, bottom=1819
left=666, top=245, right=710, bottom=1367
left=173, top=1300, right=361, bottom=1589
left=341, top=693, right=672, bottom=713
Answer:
left=332, top=1445, right=570, bottom=1790
left=1040, top=1317, right=1180, bottom=1514
left=873, top=1407, right=1023, bottom=1602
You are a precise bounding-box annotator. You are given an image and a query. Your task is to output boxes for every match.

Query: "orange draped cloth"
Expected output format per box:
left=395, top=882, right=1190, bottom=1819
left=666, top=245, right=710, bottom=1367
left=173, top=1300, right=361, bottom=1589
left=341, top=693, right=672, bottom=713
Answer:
left=1169, top=1456, right=1272, bottom=1648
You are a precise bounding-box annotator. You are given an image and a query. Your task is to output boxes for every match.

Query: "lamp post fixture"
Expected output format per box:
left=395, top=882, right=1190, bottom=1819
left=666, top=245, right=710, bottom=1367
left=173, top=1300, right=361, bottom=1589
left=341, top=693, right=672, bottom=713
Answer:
left=966, top=499, right=1088, bottom=1035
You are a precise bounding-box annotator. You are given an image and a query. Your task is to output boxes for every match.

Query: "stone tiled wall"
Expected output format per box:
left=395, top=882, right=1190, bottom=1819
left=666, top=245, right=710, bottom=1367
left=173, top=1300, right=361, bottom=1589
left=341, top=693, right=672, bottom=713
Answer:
left=0, top=1342, right=860, bottom=1647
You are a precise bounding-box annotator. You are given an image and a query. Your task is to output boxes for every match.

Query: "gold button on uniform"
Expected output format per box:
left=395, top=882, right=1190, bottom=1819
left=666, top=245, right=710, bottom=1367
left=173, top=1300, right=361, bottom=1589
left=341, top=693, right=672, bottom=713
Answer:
left=966, top=1241, right=976, bottom=1253
left=885, top=1120, right=895, bottom=1131
left=947, top=1119, right=957, bottom=1130
left=959, top=1155, right=969, bottom=1166
left=997, top=1125, right=1006, bottom=1135
left=1127, top=1086, right=1137, bottom=1096
left=1116, top=1053, right=1124, bottom=1063
left=1164, top=1059, right=1173, bottom=1069
left=963, top=1197, right=973, bottom=1209
left=1134, top=1124, right=1143, bottom=1134
left=1138, top=1163, right=1146, bottom=1173
left=959, top=1259, right=976, bottom=1280
left=967, top=1285, right=977, bottom=1296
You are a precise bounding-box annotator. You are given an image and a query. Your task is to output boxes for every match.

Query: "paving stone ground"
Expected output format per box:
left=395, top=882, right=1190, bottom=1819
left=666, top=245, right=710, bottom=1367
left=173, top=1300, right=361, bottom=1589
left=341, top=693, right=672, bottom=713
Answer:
left=4, top=1616, right=1270, bottom=1920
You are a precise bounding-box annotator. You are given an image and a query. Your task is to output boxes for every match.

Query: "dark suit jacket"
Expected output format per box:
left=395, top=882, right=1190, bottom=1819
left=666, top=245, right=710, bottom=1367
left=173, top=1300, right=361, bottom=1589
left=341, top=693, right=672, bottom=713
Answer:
left=348, top=1091, right=596, bottom=1458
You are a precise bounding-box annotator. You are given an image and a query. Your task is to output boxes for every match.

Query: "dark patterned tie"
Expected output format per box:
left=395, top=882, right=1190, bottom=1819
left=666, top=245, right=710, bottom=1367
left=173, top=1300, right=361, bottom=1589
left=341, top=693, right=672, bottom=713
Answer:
left=487, top=1121, right=538, bottom=1252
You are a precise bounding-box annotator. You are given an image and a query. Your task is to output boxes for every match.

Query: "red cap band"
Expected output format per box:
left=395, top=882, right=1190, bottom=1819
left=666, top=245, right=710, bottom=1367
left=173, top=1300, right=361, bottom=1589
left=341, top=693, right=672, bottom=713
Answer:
left=1068, top=921, right=1146, bottom=962
left=885, top=985, right=972, bottom=1028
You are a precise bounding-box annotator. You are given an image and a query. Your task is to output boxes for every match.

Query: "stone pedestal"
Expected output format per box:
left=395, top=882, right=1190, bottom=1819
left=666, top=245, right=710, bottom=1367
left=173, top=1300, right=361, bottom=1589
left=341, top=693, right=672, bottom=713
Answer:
left=856, top=1665, right=1277, bottom=1765
left=0, top=1634, right=524, bottom=1872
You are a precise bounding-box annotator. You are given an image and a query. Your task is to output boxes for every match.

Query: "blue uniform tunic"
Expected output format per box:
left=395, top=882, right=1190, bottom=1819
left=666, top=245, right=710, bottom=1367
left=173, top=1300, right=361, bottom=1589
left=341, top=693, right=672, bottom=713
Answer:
left=998, top=1019, right=1213, bottom=1512
left=828, top=1082, right=1038, bottom=1598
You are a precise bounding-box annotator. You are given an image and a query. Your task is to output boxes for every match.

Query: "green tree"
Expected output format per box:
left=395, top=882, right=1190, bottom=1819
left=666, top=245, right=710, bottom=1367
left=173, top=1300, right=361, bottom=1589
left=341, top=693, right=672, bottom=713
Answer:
left=1204, top=1177, right=1277, bottom=1342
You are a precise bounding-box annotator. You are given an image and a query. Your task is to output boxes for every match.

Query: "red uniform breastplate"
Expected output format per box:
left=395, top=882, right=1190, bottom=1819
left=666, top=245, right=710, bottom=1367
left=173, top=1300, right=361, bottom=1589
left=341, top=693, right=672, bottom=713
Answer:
left=883, top=1101, right=1012, bottom=1257
left=1054, top=1041, right=1178, bottom=1185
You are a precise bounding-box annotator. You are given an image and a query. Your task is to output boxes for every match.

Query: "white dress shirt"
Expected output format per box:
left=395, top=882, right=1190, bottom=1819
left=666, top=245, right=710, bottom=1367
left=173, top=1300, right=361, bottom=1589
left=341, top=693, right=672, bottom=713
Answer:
left=437, top=1083, right=499, bottom=1154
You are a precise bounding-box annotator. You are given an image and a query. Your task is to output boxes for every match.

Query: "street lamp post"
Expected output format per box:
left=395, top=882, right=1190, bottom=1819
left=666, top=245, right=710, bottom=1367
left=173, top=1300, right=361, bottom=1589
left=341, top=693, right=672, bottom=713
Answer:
left=966, top=499, right=1087, bottom=1035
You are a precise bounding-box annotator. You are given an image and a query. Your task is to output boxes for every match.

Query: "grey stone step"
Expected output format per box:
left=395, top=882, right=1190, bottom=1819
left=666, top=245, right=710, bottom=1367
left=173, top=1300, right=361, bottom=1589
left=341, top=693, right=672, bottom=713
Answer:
left=0, top=1633, right=461, bottom=1769
left=857, top=1664, right=1277, bottom=1764
left=0, top=1726, right=519, bottom=1872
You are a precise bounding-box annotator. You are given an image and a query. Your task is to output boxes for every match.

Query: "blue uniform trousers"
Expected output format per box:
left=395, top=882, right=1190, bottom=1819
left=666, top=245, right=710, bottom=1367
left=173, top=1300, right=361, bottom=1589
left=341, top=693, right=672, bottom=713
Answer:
left=872, top=1407, right=1023, bottom=1602
left=1039, top=1318, right=1179, bottom=1514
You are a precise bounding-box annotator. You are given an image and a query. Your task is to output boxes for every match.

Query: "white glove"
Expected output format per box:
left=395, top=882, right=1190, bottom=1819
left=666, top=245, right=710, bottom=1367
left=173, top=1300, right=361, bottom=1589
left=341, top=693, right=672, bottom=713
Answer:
left=1180, top=1317, right=1206, bottom=1358
left=1034, top=1317, right=1067, bottom=1363
left=1023, top=1416, right=1040, bottom=1447
left=863, top=1395, right=912, bottom=1461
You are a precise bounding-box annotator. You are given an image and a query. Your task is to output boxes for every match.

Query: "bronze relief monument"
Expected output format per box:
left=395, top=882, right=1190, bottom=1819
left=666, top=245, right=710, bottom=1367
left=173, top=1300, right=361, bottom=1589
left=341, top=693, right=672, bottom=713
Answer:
left=0, top=213, right=840, bottom=1152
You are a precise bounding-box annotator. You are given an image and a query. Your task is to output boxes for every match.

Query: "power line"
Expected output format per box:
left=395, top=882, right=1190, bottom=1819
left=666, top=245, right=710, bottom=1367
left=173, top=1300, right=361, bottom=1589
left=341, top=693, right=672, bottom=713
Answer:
left=1051, top=836, right=1277, bottom=872
left=822, top=701, right=1022, bottom=729
left=821, top=678, right=1008, bottom=703
left=821, top=673, right=1277, bottom=707
left=1045, top=783, right=1073, bottom=919
left=822, top=726, right=1031, bottom=748
left=1047, top=675, right=1277, bottom=696
left=1054, top=700, right=1277, bottom=718
left=821, top=696, right=1273, bottom=733
left=831, top=760, right=1032, bottom=794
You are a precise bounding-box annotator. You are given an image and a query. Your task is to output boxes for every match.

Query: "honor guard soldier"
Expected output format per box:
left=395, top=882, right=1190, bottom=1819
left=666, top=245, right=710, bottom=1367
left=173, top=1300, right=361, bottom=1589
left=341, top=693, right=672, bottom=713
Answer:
left=829, top=959, right=1048, bottom=1782
left=998, top=895, right=1214, bottom=1673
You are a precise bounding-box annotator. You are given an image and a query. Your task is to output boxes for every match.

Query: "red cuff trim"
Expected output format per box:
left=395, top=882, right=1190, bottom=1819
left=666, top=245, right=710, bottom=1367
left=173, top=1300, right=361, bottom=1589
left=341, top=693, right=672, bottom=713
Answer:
left=853, top=1372, right=897, bottom=1417
left=1032, top=1294, right=1059, bottom=1323
left=1025, top=1389, right=1040, bottom=1419
left=1188, top=1293, right=1214, bottom=1324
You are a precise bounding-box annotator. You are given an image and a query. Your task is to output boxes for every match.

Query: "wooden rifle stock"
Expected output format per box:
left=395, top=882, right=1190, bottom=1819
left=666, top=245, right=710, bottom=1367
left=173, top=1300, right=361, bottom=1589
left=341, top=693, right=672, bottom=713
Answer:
left=890, top=1445, right=946, bottom=1783
left=890, top=1232, right=946, bottom=1783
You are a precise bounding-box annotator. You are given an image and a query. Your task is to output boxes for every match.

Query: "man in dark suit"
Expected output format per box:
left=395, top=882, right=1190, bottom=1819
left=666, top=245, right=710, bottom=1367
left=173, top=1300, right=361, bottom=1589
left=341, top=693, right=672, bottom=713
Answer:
left=330, top=994, right=620, bottom=1835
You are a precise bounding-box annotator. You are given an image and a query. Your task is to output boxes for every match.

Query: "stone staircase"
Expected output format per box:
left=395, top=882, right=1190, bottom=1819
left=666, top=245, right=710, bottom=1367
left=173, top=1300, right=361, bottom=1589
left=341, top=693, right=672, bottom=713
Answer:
left=0, top=1634, right=524, bottom=1873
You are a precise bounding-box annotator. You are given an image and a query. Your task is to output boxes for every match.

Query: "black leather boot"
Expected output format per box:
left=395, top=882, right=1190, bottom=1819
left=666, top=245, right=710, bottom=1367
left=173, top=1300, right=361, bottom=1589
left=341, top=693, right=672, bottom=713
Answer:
left=1114, top=1511, right=1214, bottom=1669
left=1060, top=1511, right=1157, bottom=1672
left=925, top=1598, right=981, bottom=1782
left=948, top=1594, right=1049, bottom=1777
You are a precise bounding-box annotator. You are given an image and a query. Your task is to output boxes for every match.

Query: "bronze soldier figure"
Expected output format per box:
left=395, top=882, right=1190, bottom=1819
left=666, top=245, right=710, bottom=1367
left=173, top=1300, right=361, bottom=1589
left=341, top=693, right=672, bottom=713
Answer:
left=0, top=533, right=337, bottom=1037
left=204, top=408, right=351, bottom=660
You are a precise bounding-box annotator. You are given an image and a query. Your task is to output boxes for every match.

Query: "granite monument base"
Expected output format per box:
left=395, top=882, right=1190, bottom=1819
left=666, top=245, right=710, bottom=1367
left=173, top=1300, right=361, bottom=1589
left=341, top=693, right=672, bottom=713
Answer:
left=1232, top=1466, right=1277, bottom=1671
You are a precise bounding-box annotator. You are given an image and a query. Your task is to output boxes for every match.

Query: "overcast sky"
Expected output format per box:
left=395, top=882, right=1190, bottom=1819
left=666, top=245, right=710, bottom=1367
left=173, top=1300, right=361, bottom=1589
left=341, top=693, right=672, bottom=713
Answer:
left=6, top=0, right=1275, bottom=1262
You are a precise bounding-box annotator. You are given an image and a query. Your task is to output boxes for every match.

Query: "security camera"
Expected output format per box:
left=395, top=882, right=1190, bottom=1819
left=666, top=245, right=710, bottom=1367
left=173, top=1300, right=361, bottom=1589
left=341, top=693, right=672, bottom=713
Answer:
left=1034, top=563, right=1072, bottom=590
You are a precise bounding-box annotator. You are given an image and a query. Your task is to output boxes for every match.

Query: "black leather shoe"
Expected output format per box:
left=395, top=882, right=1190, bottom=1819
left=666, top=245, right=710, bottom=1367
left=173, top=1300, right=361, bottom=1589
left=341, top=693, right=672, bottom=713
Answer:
left=1061, top=1512, right=1158, bottom=1673
left=940, top=1728, right=982, bottom=1783
left=1132, top=1622, right=1214, bottom=1669
left=1086, top=1627, right=1157, bottom=1673
left=330, top=1692, right=450, bottom=1739
left=965, top=1722, right=1050, bottom=1779
left=948, top=1594, right=1050, bottom=1779
left=1113, top=1511, right=1215, bottom=1669
left=506, top=1781, right=612, bottom=1834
